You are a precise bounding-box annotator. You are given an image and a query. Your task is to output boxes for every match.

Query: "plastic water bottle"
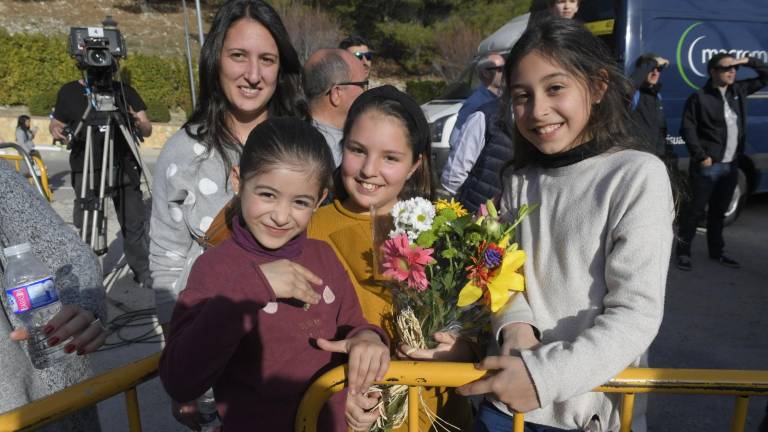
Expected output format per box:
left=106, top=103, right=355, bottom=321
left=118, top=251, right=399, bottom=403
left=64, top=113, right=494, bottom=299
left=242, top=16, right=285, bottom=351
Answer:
left=2, top=243, right=66, bottom=369
left=197, top=388, right=222, bottom=431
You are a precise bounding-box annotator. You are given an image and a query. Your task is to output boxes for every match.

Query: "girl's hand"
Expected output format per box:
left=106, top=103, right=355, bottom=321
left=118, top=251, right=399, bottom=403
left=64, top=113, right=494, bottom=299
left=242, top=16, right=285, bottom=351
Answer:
left=345, top=391, right=381, bottom=432
left=457, top=355, right=540, bottom=413
left=317, top=330, right=390, bottom=395
left=171, top=399, right=202, bottom=431
left=259, top=259, right=322, bottom=305
left=397, top=331, right=476, bottom=361
left=10, top=304, right=107, bottom=355
left=499, top=323, right=540, bottom=356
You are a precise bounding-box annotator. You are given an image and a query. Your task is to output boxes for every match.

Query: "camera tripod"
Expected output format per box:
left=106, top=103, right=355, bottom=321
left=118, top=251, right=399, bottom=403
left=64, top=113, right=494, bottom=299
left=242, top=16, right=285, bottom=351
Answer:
left=71, top=94, right=153, bottom=253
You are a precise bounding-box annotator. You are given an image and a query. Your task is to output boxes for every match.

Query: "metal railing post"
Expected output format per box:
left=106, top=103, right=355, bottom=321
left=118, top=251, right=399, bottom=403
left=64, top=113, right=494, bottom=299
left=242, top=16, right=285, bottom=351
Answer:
left=125, top=387, right=142, bottom=432
left=729, top=396, right=749, bottom=432
left=407, top=387, right=419, bottom=432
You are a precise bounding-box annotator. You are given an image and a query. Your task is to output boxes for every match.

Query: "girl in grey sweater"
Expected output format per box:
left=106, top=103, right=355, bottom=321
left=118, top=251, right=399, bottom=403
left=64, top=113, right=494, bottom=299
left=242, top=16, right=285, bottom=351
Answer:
left=15, top=115, right=36, bottom=154
left=458, top=20, right=674, bottom=432
left=0, top=161, right=106, bottom=431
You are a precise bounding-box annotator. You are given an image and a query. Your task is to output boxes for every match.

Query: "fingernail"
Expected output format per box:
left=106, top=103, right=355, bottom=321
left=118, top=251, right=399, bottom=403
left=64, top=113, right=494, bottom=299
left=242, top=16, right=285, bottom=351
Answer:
left=43, top=325, right=55, bottom=334
left=48, top=337, right=60, bottom=347
left=64, top=344, right=76, bottom=354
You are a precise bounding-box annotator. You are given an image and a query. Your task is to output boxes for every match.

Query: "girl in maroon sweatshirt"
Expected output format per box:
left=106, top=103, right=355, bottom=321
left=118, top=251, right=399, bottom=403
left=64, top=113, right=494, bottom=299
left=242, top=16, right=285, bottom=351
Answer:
left=160, top=118, right=390, bottom=431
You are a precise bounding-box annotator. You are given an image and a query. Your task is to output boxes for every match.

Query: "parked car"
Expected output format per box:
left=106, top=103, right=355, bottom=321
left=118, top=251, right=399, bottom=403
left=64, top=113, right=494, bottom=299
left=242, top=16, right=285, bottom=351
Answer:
left=421, top=12, right=529, bottom=192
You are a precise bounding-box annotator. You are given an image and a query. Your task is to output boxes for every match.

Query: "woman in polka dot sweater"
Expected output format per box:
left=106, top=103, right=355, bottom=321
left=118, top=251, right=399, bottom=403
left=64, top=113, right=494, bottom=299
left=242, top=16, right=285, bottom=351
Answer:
left=149, top=0, right=309, bottom=332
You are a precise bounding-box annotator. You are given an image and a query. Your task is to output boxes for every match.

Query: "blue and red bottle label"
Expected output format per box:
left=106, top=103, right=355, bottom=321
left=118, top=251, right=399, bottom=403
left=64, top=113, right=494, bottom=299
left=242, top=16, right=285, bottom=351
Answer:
left=5, top=277, right=57, bottom=314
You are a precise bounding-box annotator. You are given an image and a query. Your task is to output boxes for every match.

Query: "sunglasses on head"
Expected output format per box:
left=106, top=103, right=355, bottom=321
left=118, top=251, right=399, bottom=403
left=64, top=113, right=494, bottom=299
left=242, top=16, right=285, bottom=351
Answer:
left=326, top=80, right=370, bottom=95
left=716, top=64, right=740, bottom=72
left=354, top=51, right=373, bottom=61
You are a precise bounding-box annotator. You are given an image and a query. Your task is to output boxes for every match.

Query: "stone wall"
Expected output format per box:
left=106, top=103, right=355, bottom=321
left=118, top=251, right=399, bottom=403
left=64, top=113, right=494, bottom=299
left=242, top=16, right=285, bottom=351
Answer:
left=0, top=115, right=177, bottom=150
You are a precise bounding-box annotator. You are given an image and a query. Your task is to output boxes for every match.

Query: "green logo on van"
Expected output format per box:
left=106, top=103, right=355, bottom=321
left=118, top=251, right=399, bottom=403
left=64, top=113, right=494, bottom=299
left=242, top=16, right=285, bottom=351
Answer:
left=676, top=22, right=704, bottom=90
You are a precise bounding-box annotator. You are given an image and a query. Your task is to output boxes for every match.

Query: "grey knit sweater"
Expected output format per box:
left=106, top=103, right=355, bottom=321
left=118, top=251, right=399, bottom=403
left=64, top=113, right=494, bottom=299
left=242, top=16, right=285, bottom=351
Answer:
left=0, top=162, right=104, bottom=430
left=149, top=128, right=238, bottom=324
left=492, top=150, right=674, bottom=431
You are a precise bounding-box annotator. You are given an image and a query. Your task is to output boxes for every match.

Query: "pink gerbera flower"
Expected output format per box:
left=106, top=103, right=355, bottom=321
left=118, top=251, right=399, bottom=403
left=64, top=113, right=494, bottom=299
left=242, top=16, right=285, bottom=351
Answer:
left=380, top=234, right=434, bottom=291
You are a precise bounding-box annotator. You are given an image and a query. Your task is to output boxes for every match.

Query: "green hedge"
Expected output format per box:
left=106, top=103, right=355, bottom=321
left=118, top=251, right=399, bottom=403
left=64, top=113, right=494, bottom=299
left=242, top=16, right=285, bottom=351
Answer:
left=405, top=79, right=447, bottom=105
left=0, top=29, right=195, bottom=120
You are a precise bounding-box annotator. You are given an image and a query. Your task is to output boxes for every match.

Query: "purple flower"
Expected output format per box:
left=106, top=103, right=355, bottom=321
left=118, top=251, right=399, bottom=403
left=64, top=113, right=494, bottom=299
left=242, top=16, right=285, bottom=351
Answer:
left=484, top=246, right=503, bottom=269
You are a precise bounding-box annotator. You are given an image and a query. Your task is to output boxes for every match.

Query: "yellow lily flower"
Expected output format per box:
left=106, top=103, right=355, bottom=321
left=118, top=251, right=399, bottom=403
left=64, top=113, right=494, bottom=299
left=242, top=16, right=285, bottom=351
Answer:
left=457, top=249, right=526, bottom=312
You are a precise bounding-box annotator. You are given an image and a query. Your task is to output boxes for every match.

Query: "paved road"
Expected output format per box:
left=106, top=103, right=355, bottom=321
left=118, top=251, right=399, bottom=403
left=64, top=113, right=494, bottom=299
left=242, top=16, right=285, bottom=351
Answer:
left=27, top=146, right=768, bottom=431
left=30, top=145, right=182, bottom=432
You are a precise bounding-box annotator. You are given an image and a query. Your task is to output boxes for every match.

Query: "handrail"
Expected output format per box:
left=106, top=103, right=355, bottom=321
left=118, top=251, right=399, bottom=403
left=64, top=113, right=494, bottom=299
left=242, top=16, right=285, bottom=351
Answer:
left=296, top=361, right=768, bottom=432
left=0, top=353, right=160, bottom=432
left=0, top=143, right=47, bottom=199
left=2, top=355, right=766, bottom=432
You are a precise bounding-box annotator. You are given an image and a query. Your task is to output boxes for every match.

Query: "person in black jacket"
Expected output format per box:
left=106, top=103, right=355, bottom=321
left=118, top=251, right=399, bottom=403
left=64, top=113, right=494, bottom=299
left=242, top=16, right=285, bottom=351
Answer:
left=630, top=53, right=671, bottom=162
left=675, top=53, right=768, bottom=271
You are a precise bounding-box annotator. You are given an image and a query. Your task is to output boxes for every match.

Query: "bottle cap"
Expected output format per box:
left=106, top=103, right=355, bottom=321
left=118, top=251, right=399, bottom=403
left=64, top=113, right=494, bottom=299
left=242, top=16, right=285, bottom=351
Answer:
left=4, top=243, right=31, bottom=257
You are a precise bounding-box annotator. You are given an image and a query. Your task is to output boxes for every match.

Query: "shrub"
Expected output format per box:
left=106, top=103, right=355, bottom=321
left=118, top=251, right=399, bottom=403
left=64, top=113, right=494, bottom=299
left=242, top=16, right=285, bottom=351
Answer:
left=406, top=79, right=446, bottom=105
left=377, top=21, right=436, bottom=74
left=432, top=21, right=483, bottom=82
left=0, top=30, right=195, bottom=122
left=273, top=0, right=342, bottom=63
left=144, top=99, right=171, bottom=123
left=28, top=91, right=58, bottom=117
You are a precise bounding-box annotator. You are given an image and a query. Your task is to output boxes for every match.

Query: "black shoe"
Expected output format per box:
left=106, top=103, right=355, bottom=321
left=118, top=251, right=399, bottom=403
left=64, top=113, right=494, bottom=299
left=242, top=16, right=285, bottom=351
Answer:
left=712, top=254, right=740, bottom=269
left=676, top=255, right=692, bottom=271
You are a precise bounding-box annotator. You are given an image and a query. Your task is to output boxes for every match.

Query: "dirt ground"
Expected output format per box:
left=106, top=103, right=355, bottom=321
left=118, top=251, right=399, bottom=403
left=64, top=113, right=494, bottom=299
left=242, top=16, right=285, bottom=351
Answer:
left=0, top=0, right=200, bottom=56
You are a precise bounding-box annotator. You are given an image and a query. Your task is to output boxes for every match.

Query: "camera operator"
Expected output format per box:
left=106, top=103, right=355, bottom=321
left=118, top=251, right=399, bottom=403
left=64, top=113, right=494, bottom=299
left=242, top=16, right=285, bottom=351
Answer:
left=49, top=77, right=153, bottom=288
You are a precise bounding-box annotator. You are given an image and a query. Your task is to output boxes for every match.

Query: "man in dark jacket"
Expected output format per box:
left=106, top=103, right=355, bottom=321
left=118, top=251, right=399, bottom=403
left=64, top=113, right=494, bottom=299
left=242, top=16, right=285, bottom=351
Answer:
left=675, top=53, right=768, bottom=271
left=630, top=53, right=671, bottom=162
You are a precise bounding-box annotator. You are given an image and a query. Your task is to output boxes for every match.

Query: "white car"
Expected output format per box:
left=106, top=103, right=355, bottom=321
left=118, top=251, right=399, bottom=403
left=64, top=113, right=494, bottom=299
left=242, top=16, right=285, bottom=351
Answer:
left=421, top=12, right=530, bottom=188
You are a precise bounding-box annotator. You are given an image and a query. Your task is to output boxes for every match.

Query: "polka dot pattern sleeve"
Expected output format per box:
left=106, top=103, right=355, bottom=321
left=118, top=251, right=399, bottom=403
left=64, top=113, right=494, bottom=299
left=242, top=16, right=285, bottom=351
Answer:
left=149, top=129, right=236, bottom=324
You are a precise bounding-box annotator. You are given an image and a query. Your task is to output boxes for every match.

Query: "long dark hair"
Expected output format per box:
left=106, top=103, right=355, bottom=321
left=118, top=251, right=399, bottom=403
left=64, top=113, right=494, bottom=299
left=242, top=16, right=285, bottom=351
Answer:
left=17, top=115, right=30, bottom=131
left=334, top=86, right=433, bottom=203
left=503, top=18, right=643, bottom=170
left=227, top=117, right=334, bottom=227
left=185, top=0, right=309, bottom=182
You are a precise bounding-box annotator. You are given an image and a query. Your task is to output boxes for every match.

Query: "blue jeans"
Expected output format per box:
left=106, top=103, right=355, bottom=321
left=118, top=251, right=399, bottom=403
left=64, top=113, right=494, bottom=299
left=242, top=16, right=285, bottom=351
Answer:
left=475, top=401, right=583, bottom=432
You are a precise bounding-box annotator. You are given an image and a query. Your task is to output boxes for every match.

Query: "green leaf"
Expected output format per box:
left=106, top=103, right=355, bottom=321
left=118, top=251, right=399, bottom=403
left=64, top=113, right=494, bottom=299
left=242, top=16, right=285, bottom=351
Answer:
left=416, top=230, right=437, bottom=248
left=441, top=248, right=458, bottom=259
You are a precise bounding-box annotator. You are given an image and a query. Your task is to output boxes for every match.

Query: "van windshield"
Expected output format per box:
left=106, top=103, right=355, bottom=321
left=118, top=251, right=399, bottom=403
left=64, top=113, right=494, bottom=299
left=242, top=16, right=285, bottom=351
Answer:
left=440, top=62, right=481, bottom=100
left=579, top=0, right=620, bottom=59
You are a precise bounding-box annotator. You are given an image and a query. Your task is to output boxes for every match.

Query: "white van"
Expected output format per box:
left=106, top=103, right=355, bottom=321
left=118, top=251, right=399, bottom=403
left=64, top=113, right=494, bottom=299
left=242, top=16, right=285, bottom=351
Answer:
left=421, top=13, right=529, bottom=183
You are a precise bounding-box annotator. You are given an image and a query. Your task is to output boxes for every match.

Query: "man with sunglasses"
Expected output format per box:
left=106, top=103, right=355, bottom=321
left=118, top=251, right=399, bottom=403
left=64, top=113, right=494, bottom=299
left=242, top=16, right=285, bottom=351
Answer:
left=452, top=53, right=506, bottom=137
left=630, top=53, right=672, bottom=163
left=304, top=48, right=368, bottom=166
left=339, top=35, right=373, bottom=79
left=676, top=53, right=768, bottom=271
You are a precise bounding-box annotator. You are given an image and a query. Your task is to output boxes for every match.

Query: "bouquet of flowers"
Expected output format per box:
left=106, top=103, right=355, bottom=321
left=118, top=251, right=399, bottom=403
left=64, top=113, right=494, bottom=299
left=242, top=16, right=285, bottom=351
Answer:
left=369, top=197, right=534, bottom=430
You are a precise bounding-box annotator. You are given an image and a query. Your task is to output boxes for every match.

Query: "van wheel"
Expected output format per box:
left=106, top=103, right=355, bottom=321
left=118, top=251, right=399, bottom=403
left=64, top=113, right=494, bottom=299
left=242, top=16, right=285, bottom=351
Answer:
left=724, top=169, right=747, bottom=226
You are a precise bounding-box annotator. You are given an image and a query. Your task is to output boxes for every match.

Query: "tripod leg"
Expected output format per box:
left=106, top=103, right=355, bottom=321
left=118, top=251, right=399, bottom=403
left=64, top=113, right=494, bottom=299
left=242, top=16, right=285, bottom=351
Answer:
left=118, top=123, right=153, bottom=192
left=93, top=121, right=112, bottom=254
left=80, top=126, right=93, bottom=244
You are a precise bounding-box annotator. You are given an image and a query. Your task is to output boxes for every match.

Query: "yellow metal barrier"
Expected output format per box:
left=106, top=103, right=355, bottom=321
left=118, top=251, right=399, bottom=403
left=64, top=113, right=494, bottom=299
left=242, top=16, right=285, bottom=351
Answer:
left=0, top=353, right=160, bottom=432
left=296, top=362, right=768, bottom=432
left=0, top=145, right=54, bottom=202
left=1, top=355, right=766, bottom=431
